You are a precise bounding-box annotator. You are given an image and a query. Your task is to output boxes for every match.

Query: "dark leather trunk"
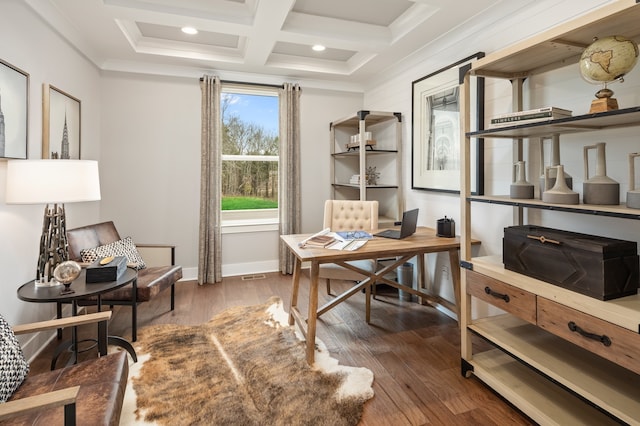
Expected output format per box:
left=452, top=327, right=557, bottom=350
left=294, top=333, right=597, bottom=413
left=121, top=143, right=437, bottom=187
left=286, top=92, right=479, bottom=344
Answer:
left=503, top=225, right=639, bottom=300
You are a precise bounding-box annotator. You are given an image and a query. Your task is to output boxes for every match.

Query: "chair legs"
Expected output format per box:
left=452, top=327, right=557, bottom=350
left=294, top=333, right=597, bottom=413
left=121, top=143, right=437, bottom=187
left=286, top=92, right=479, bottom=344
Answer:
left=326, top=279, right=332, bottom=295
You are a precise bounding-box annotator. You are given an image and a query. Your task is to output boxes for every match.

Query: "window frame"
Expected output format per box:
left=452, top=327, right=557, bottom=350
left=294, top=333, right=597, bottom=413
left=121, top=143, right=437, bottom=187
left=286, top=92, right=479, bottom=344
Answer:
left=219, top=84, right=280, bottom=231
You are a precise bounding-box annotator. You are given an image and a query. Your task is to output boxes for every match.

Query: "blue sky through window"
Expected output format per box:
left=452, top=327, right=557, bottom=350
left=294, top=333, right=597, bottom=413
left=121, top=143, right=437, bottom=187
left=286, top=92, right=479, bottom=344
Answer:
left=223, top=93, right=278, bottom=136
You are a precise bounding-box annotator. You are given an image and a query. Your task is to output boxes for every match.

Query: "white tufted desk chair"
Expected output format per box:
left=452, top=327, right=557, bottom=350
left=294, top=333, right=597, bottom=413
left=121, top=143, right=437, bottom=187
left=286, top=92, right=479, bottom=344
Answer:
left=319, top=200, right=379, bottom=295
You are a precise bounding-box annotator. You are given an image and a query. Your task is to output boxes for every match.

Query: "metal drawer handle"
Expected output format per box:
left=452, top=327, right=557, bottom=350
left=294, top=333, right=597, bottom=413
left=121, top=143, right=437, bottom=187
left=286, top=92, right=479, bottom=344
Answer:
left=527, top=234, right=561, bottom=245
left=484, top=286, right=510, bottom=303
left=568, top=321, right=611, bottom=347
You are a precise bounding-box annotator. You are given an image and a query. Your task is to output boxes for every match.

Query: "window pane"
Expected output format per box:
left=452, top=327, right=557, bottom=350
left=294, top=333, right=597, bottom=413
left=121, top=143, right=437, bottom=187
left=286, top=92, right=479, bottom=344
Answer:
left=221, top=160, right=278, bottom=210
left=221, top=91, right=279, bottom=211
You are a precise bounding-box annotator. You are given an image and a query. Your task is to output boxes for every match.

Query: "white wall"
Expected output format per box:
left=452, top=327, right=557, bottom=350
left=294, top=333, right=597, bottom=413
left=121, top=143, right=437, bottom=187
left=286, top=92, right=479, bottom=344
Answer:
left=0, top=0, right=102, bottom=357
left=100, top=74, right=363, bottom=278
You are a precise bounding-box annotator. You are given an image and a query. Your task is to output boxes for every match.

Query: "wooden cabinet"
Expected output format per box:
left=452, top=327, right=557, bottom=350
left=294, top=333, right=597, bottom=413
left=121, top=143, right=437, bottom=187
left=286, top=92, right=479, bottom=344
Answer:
left=459, top=1, right=640, bottom=424
left=330, top=110, right=403, bottom=227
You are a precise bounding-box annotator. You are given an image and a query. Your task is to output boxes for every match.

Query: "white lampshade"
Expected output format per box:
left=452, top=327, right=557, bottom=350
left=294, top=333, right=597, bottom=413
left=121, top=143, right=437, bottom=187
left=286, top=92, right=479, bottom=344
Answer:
left=6, top=159, right=101, bottom=204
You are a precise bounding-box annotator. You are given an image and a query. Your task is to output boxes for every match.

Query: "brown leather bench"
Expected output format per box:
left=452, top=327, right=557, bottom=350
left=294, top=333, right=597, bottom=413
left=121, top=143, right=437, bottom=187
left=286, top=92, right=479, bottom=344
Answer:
left=0, top=312, right=128, bottom=426
left=65, top=221, right=183, bottom=341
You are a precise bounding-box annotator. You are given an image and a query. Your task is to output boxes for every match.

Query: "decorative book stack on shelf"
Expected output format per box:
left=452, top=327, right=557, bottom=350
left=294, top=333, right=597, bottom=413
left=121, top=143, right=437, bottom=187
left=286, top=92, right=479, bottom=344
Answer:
left=490, top=106, right=572, bottom=128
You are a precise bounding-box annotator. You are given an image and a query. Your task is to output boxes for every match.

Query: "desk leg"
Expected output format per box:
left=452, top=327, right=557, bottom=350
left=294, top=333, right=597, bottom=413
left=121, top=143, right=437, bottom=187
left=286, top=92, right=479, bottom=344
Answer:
left=288, top=257, right=302, bottom=326
left=417, top=254, right=426, bottom=305
left=306, top=261, right=319, bottom=365
left=449, top=248, right=461, bottom=323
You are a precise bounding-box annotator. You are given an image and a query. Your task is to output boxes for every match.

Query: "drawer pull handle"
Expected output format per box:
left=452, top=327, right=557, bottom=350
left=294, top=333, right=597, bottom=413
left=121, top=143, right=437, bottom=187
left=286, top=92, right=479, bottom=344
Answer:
left=484, top=286, right=510, bottom=303
left=567, top=321, right=611, bottom=347
left=527, top=234, right=561, bottom=245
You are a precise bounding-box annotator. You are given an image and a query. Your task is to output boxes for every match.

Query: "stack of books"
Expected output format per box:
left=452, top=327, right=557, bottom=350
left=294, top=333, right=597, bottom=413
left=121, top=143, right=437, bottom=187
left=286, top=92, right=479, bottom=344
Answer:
left=490, top=106, right=572, bottom=128
left=349, top=175, right=361, bottom=184
left=303, top=234, right=336, bottom=248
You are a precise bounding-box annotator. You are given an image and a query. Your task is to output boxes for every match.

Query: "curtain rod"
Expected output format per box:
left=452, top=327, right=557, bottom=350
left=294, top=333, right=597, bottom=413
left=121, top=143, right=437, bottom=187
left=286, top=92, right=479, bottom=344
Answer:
left=198, top=77, right=284, bottom=89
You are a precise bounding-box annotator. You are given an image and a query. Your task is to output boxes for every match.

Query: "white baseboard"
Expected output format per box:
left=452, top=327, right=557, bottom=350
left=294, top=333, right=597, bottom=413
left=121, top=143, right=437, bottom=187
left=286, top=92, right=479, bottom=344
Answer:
left=222, top=260, right=279, bottom=277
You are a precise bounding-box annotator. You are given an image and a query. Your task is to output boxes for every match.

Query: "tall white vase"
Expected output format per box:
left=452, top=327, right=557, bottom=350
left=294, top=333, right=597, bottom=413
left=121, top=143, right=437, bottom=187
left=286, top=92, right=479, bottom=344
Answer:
left=542, top=165, right=579, bottom=204
left=539, top=135, right=572, bottom=197
left=628, top=152, right=640, bottom=209
left=510, top=161, right=534, bottom=199
left=583, top=142, right=619, bottom=205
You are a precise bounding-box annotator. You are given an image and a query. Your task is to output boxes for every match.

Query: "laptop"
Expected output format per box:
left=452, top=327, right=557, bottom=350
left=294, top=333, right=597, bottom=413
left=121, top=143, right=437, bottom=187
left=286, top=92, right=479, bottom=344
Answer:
left=374, top=208, right=419, bottom=239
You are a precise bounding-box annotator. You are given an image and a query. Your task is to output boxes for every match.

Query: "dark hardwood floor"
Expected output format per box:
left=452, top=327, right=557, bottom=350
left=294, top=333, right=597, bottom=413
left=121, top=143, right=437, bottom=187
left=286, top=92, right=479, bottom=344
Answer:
left=29, top=272, right=533, bottom=425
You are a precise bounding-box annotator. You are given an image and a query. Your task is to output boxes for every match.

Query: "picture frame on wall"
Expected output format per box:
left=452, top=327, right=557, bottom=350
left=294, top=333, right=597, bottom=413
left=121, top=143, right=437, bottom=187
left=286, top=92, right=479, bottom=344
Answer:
left=42, top=83, right=81, bottom=159
left=411, top=52, right=485, bottom=194
left=0, top=58, right=29, bottom=159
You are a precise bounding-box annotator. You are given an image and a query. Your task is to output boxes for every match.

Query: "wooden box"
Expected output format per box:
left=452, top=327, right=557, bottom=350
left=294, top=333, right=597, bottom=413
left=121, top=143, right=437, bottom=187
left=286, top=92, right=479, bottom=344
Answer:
left=86, top=256, right=128, bottom=283
left=503, top=225, right=639, bottom=300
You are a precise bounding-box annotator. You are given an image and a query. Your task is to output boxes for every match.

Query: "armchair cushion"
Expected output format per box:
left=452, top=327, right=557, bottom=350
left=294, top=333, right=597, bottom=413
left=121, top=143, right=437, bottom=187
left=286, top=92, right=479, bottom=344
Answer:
left=0, top=315, right=29, bottom=402
left=80, top=236, right=147, bottom=270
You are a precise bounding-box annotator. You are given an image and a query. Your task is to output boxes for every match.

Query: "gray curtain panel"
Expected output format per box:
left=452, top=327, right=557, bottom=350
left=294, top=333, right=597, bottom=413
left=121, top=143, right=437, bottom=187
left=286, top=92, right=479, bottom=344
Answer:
left=278, top=83, right=302, bottom=274
left=198, top=75, right=222, bottom=284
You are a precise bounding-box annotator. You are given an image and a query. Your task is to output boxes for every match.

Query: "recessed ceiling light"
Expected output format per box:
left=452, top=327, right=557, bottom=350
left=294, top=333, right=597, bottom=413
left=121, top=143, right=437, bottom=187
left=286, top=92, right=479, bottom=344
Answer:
left=181, top=26, right=198, bottom=35
left=312, top=44, right=326, bottom=52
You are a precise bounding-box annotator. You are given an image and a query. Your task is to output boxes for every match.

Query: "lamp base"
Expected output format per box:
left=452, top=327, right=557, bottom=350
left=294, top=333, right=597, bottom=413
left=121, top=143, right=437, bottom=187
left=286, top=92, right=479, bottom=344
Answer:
left=34, top=278, right=62, bottom=288
left=36, top=204, right=69, bottom=284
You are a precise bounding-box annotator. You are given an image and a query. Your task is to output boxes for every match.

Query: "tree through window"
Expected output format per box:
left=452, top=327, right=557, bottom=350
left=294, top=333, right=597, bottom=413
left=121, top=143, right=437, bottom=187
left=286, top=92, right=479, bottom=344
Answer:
left=221, top=87, right=279, bottom=212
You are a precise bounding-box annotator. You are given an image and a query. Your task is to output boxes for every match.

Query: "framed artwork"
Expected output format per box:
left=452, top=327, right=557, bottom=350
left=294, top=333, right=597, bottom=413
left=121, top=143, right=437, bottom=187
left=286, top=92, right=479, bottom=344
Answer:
left=42, top=84, right=81, bottom=159
left=411, top=52, right=485, bottom=194
left=0, top=58, right=29, bottom=159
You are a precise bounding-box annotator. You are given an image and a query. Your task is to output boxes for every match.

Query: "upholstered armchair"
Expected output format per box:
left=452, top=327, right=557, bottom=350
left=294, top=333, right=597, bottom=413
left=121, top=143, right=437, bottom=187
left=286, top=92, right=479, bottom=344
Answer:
left=0, top=311, right=128, bottom=425
left=65, top=221, right=183, bottom=341
left=319, top=200, right=379, bottom=294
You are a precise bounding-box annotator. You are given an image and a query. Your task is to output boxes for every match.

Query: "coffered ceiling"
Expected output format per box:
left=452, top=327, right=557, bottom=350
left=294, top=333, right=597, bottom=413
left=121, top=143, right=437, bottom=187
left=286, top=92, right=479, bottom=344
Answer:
left=26, top=0, right=535, bottom=87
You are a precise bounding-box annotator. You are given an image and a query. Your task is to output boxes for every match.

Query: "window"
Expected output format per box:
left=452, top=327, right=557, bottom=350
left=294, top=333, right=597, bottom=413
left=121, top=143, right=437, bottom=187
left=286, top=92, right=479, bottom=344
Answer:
left=220, top=85, right=279, bottom=229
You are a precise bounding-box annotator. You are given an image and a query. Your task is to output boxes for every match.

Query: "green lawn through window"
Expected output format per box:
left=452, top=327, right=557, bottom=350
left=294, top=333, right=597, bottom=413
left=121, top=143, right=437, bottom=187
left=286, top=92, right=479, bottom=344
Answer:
left=222, top=196, right=278, bottom=210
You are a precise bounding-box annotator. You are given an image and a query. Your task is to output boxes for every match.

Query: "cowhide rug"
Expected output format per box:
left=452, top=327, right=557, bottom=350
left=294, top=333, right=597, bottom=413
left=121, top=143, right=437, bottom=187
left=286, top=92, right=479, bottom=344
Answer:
left=119, top=297, right=374, bottom=425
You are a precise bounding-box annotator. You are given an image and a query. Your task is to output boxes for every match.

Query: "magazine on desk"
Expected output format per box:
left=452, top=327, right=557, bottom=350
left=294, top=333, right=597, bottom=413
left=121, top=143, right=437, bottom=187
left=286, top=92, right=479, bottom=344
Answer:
left=299, top=228, right=369, bottom=250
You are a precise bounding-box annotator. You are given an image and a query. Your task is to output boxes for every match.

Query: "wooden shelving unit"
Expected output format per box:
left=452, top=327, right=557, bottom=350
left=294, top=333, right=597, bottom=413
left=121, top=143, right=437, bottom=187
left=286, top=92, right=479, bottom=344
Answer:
left=330, top=110, right=403, bottom=227
left=459, top=1, right=640, bottom=424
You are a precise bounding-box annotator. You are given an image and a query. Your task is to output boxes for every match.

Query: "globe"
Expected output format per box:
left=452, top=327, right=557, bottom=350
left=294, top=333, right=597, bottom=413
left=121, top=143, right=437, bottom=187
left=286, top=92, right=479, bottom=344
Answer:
left=580, top=35, right=639, bottom=99
left=53, top=260, right=82, bottom=284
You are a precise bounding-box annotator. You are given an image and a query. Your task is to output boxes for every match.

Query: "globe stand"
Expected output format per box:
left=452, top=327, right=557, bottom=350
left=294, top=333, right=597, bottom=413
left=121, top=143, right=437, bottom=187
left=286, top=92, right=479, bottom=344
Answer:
left=589, top=87, right=618, bottom=113
left=60, top=282, right=75, bottom=296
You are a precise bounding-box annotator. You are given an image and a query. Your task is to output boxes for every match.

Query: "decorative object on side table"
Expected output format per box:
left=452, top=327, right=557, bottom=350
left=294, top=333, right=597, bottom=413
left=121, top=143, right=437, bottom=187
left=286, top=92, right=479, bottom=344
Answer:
left=85, top=256, right=128, bottom=283
left=542, top=164, right=579, bottom=204
left=510, top=160, right=534, bottom=199
left=580, top=35, right=639, bottom=113
left=52, top=260, right=81, bottom=295
left=627, top=152, right=640, bottom=209
left=5, top=160, right=101, bottom=286
left=583, top=142, right=619, bottom=205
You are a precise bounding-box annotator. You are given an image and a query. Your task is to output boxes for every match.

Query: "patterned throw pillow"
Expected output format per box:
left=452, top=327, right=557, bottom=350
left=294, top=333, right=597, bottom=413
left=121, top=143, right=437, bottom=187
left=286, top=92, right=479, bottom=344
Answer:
left=0, top=314, right=29, bottom=402
left=80, top=236, right=147, bottom=270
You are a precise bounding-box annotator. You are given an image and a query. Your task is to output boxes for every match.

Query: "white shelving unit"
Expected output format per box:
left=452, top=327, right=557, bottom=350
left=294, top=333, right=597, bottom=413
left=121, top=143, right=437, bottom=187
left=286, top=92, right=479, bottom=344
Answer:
left=459, top=1, right=640, bottom=424
left=330, top=110, right=403, bottom=227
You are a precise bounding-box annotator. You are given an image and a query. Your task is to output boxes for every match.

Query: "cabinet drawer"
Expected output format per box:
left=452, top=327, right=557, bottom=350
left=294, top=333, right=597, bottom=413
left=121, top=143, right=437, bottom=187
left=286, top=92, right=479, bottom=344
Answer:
left=466, top=269, right=536, bottom=324
left=538, top=297, right=640, bottom=376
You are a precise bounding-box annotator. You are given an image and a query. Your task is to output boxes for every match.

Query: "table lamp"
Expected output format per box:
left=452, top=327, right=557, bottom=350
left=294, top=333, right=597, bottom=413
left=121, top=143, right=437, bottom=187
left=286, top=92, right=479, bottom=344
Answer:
left=5, top=159, right=101, bottom=286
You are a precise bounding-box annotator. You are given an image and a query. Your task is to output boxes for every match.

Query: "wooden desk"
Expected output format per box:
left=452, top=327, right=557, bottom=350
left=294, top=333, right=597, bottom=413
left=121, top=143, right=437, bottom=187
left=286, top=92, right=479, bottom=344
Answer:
left=281, top=226, right=476, bottom=364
